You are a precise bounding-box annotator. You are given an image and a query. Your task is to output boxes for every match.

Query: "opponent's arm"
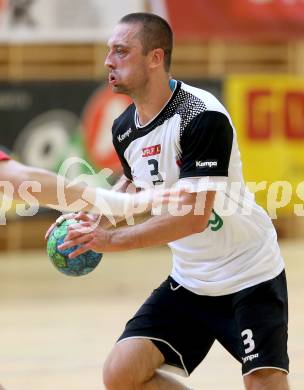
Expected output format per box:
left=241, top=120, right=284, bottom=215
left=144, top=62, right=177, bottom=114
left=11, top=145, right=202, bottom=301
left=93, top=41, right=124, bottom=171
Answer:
left=89, top=175, right=135, bottom=229
left=1, top=159, right=88, bottom=209
left=1, top=160, right=178, bottom=216
left=59, top=191, right=215, bottom=255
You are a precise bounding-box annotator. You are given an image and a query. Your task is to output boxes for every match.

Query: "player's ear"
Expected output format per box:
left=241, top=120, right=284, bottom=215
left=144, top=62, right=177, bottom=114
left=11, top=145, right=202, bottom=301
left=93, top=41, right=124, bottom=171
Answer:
left=149, top=48, right=165, bottom=69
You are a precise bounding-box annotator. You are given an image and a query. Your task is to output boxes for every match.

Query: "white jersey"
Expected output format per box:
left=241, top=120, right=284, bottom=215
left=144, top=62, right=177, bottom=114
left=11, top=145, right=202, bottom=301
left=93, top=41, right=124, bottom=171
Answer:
left=112, top=80, right=284, bottom=296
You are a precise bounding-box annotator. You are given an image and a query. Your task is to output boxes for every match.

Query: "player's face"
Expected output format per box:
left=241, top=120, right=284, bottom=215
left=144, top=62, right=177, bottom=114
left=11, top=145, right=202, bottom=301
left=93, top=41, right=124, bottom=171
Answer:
left=105, top=23, right=150, bottom=96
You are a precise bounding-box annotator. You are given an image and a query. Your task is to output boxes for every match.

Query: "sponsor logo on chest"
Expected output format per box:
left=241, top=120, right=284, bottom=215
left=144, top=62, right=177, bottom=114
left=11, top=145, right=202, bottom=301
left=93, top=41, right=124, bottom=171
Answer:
left=196, top=160, right=218, bottom=168
left=142, top=144, right=161, bottom=157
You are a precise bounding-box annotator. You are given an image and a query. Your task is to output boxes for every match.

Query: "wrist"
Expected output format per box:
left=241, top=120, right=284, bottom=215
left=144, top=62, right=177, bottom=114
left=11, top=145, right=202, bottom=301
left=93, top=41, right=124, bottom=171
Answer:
left=106, top=228, right=115, bottom=246
left=105, top=226, right=135, bottom=251
left=104, top=228, right=123, bottom=251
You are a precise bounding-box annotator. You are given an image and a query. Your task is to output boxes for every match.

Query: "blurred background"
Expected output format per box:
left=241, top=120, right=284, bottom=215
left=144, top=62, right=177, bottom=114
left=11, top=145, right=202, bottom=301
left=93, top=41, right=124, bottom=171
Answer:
left=0, top=0, right=303, bottom=389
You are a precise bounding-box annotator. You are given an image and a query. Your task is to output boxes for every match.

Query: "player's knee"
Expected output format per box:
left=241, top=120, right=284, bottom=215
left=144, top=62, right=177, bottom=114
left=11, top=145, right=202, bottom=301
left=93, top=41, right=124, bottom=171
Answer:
left=103, top=348, right=138, bottom=390
left=103, top=355, right=130, bottom=389
left=244, top=368, right=288, bottom=390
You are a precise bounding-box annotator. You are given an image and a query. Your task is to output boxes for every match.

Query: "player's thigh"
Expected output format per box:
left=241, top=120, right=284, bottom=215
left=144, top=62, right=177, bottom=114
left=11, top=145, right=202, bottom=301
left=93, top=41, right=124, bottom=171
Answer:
left=117, top=277, right=216, bottom=376
left=104, top=338, right=164, bottom=381
left=233, top=271, right=289, bottom=376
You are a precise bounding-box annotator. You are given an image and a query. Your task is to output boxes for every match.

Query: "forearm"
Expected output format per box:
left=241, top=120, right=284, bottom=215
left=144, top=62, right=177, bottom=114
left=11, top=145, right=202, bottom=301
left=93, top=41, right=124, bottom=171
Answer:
left=82, top=176, right=142, bottom=218
left=105, top=191, right=215, bottom=251
left=30, top=170, right=139, bottom=217
left=87, top=176, right=135, bottom=229
left=107, top=212, right=209, bottom=251
left=35, top=170, right=150, bottom=218
left=12, top=165, right=88, bottom=211
left=4, top=161, right=145, bottom=216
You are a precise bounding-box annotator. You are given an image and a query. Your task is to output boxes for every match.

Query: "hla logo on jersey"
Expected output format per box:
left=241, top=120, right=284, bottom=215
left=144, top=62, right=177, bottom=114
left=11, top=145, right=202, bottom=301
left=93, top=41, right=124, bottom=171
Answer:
left=196, top=160, right=218, bottom=168
left=208, top=209, right=223, bottom=231
left=117, top=128, right=132, bottom=142
left=142, top=144, right=161, bottom=157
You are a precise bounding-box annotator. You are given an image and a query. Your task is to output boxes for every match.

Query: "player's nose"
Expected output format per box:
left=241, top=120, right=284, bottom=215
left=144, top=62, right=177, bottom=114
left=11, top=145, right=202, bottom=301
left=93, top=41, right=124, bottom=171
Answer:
left=104, top=51, right=114, bottom=69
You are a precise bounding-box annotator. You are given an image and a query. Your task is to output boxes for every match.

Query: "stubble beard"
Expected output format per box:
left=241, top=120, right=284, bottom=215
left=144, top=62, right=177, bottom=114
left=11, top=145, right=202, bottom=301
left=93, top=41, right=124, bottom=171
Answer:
left=112, top=69, right=149, bottom=100
left=111, top=84, right=131, bottom=95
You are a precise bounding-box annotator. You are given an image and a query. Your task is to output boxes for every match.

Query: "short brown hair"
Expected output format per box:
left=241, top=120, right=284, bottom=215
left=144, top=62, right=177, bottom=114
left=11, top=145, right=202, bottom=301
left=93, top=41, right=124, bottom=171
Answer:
left=119, top=12, right=173, bottom=72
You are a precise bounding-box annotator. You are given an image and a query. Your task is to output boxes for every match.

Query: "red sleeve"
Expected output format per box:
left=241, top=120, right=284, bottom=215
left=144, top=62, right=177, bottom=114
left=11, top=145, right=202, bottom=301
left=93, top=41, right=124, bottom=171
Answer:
left=0, top=151, right=10, bottom=161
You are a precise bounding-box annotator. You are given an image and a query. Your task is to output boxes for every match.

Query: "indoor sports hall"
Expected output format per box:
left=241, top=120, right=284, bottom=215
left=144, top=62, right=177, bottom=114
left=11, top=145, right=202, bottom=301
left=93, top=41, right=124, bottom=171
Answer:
left=0, top=1, right=303, bottom=389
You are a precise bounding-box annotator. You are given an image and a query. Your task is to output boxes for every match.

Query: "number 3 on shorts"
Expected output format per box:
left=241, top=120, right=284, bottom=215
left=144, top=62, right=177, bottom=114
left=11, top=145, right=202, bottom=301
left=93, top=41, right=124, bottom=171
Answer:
left=241, top=329, right=255, bottom=354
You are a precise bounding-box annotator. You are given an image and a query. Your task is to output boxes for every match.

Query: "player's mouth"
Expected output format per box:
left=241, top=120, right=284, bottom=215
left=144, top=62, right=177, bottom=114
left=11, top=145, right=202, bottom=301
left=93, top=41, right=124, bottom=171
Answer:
left=108, top=73, right=117, bottom=85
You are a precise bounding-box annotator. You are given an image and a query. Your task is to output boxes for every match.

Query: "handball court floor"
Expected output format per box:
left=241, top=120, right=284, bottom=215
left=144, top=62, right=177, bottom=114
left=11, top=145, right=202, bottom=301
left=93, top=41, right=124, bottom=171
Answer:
left=0, top=241, right=303, bottom=390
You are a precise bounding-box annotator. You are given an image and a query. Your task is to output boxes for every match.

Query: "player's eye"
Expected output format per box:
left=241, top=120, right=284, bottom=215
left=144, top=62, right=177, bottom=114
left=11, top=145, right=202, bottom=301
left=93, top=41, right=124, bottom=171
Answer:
left=116, top=47, right=127, bottom=56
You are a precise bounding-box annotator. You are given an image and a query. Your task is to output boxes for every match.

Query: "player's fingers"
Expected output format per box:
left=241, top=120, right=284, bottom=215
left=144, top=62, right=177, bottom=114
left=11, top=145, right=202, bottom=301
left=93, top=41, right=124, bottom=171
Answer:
left=64, top=227, right=90, bottom=241
left=67, top=242, right=93, bottom=258
left=58, top=233, right=93, bottom=251
left=45, top=223, right=56, bottom=240
left=65, top=224, right=98, bottom=240
left=68, top=222, right=94, bottom=234
left=69, top=220, right=92, bottom=228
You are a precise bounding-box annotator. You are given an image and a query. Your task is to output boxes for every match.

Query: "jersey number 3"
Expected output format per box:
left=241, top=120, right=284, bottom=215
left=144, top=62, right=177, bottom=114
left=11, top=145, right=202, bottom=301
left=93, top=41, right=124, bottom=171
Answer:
left=148, top=159, right=164, bottom=185
left=241, top=329, right=255, bottom=354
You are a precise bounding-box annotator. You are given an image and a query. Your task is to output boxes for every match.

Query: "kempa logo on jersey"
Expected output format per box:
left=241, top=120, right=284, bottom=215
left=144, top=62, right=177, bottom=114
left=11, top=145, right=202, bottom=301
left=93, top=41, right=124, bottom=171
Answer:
left=196, top=160, right=218, bottom=168
left=142, top=144, right=161, bottom=157
left=117, top=128, right=132, bottom=142
left=242, top=353, right=259, bottom=364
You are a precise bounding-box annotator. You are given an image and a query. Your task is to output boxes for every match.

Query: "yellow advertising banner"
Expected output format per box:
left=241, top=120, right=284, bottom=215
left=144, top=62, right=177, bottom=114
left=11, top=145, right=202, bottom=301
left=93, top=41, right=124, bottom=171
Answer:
left=225, top=75, right=304, bottom=217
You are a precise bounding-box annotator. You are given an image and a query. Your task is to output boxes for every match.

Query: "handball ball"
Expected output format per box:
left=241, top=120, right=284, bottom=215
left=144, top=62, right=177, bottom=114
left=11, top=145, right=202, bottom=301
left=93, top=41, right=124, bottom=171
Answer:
left=46, top=219, right=102, bottom=276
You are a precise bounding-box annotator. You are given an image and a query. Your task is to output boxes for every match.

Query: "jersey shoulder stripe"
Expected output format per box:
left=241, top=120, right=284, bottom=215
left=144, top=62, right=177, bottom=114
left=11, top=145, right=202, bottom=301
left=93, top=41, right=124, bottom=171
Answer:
left=181, top=82, right=229, bottom=115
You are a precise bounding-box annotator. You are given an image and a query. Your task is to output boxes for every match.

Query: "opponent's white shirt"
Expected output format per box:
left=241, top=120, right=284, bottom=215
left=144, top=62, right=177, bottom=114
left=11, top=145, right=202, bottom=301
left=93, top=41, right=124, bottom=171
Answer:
left=112, top=80, right=284, bottom=296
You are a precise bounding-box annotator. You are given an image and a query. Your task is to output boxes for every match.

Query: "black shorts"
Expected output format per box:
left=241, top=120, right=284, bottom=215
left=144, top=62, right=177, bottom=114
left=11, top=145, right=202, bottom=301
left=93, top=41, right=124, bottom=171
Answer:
left=117, top=270, right=289, bottom=377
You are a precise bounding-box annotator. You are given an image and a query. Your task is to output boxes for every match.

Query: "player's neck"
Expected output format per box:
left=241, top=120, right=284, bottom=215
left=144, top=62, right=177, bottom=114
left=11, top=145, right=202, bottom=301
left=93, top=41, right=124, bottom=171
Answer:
left=134, top=75, right=173, bottom=127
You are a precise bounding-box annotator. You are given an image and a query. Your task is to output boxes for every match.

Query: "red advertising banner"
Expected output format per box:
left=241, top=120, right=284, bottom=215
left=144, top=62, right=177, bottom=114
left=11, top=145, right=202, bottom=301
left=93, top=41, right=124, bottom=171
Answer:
left=161, top=0, right=304, bottom=41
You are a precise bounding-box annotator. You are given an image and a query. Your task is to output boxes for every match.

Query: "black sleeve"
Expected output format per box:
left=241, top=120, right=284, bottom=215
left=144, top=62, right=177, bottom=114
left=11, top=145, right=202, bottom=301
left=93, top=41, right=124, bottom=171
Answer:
left=112, top=136, right=132, bottom=181
left=116, top=150, right=132, bottom=181
left=179, top=111, right=233, bottom=179
left=111, top=120, right=132, bottom=181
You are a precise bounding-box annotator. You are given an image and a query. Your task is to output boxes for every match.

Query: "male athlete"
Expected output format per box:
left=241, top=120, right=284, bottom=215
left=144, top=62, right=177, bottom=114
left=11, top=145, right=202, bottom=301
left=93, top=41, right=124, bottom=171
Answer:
left=60, top=13, right=289, bottom=390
